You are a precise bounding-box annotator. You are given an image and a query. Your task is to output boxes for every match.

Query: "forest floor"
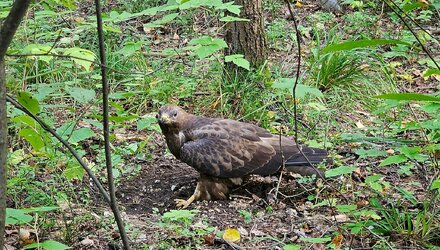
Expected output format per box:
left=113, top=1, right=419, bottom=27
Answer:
left=3, top=0, right=440, bottom=249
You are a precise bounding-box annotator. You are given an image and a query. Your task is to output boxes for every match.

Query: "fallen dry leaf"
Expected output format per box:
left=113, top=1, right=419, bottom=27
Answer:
left=332, top=235, right=343, bottom=250
left=223, top=228, right=240, bottom=243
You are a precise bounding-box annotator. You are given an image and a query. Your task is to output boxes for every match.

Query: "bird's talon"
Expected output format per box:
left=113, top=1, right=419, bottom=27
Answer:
left=175, top=198, right=190, bottom=209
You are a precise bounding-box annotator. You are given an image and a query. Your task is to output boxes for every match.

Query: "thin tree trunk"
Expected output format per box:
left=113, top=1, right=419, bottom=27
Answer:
left=0, top=59, right=6, bottom=249
left=224, top=0, right=268, bottom=80
left=0, top=0, right=32, bottom=247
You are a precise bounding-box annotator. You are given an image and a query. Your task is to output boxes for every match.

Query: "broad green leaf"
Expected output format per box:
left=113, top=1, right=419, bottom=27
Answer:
left=424, top=68, right=440, bottom=77
left=188, top=36, right=227, bottom=59
left=283, top=244, right=301, bottom=250
left=63, top=165, right=84, bottom=180
left=68, top=128, right=95, bottom=144
left=6, top=208, right=33, bottom=225
left=354, top=209, right=381, bottom=220
left=137, top=117, right=159, bottom=131
left=379, top=154, right=407, bottom=166
left=12, top=115, right=38, bottom=128
left=18, top=128, right=44, bottom=151
left=399, top=146, right=427, bottom=161
left=63, top=47, right=96, bottom=71
left=431, top=179, right=440, bottom=190
left=219, top=16, right=249, bottom=22
left=66, top=87, right=96, bottom=103
left=162, top=209, right=199, bottom=221
left=216, top=2, right=241, bottom=14
left=421, top=103, right=440, bottom=113
left=299, top=237, right=331, bottom=243
left=116, top=41, right=144, bottom=56
left=18, top=92, right=40, bottom=114
left=271, top=78, right=323, bottom=98
left=374, top=93, right=440, bottom=102
left=21, top=44, right=52, bottom=63
left=325, top=165, right=356, bottom=178
left=402, top=2, right=426, bottom=12
left=355, top=149, right=387, bottom=158
left=56, top=122, right=76, bottom=138
left=22, top=240, right=70, bottom=250
left=322, top=39, right=409, bottom=53
left=365, top=174, right=382, bottom=183
left=144, top=13, right=179, bottom=28
left=225, top=54, right=250, bottom=70
left=336, top=204, right=357, bottom=213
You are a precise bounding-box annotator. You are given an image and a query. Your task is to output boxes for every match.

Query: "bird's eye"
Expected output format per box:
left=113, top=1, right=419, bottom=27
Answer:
left=155, top=113, right=159, bottom=119
left=173, top=112, right=177, bottom=117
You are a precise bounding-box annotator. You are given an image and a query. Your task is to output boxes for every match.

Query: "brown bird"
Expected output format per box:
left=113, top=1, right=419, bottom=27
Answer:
left=157, top=105, right=328, bottom=208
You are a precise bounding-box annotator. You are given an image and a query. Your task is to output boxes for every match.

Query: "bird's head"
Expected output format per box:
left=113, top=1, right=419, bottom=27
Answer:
left=157, top=105, right=188, bottom=129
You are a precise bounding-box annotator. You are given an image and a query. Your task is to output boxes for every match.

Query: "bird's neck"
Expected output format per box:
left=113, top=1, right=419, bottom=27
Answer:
left=163, top=115, right=195, bottom=158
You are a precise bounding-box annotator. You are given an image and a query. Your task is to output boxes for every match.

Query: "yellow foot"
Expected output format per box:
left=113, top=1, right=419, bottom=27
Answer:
left=175, top=193, right=197, bottom=209
left=175, top=198, right=192, bottom=209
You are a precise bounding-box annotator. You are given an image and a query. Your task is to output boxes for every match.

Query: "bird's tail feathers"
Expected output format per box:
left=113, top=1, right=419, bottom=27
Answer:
left=284, top=146, right=329, bottom=178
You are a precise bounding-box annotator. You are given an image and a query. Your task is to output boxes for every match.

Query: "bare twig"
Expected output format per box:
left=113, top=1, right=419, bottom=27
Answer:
left=385, top=0, right=439, bottom=70
left=6, top=94, right=111, bottom=203
left=94, top=0, right=131, bottom=248
left=283, top=0, right=348, bottom=203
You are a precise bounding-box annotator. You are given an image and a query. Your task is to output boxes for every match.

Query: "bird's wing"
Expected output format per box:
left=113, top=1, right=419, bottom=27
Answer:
left=179, top=119, right=277, bottom=178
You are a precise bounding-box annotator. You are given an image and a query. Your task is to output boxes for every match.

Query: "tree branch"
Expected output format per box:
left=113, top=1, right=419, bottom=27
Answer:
left=6, top=94, right=111, bottom=204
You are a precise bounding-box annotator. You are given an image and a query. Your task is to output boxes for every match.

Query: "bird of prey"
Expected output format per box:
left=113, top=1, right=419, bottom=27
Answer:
left=157, top=105, right=328, bottom=208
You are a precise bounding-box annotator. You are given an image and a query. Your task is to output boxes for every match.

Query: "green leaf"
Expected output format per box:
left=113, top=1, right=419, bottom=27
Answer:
left=402, top=2, right=426, bottom=12
left=431, top=179, right=440, bottom=190
left=68, top=128, right=96, bottom=143
left=21, top=206, right=59, bottom=213
left=63, top=47, right=96, bottom=71
left=63, top=165, right=84, bottom=180
left=6, top=208, right=33, bottom=225
left=144, top=13, right=179, bottom=28
left=355, top=149, right=387, bottom=158
left=354, top=209, right=381, bottom=220
left=336, top=204, right=357, bottom=213
left=22, top=240, right=70, bottom=250
left=219, top=16, right=249, bottom=22
left=365, top=174, right=382, bottom=183
left=116, top=41, right=144, bottom=56
left=283, top=244, right=301, bottom=250
left=162, top=209, right=199, bottom=221
left=188, top=36, right=228, bottom=59
left=66, top=87, right=96, bottom=103
left=271, top=78, right=323, bottom=98
left=18, top=92, right=40, bottom=114
left=374, top=93, right=440, bottom=102
left=21, top=44, right=52, bottom=63
left=325, top=165, right=357, bottom=178
left=299, top=237, right=332, bottom=243
left=18, top=128, right=44, bottom=151
left=421, top=103, right=440, bottom=113
left=225, top=54, right=250, bottom=70
left=322, top=39, right=410, bottom=53
left=395, top=187, right=418, bottom=205
left=379, top=154, right=408, bottom=166
left=137, top=117, right=158, bottom=131
left=424, top=68, right=440, bottom=77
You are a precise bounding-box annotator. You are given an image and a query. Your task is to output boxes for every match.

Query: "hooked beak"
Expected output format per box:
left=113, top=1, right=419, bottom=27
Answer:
left=158, top=113, right=171, bottom=124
